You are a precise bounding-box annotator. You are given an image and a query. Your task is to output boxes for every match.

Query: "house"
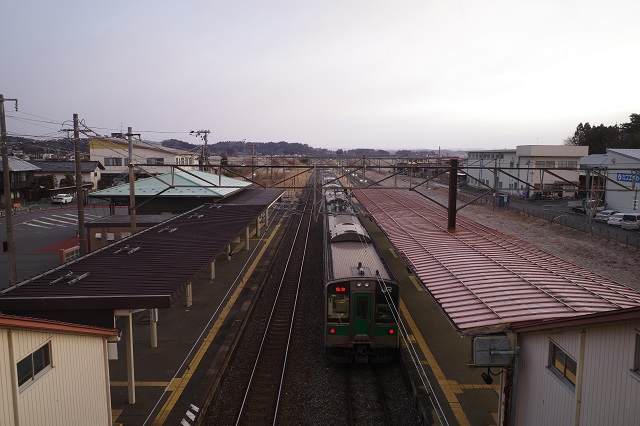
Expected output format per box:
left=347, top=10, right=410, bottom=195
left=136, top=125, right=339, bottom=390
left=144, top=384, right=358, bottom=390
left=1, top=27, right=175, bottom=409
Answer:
left=0, top=156, right=40, bottom=205
left=32, top=160, right=105, bottom=191
left=89, top=136, right=197, bottom=185
left=466, top=145, right=589, bottom=199
left=0, top=314, right=118, bottom=426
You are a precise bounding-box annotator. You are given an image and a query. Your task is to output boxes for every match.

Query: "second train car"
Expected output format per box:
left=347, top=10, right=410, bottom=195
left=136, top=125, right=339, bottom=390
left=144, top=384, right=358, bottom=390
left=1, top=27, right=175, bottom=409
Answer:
left=323, top=181, right=400, bottom=363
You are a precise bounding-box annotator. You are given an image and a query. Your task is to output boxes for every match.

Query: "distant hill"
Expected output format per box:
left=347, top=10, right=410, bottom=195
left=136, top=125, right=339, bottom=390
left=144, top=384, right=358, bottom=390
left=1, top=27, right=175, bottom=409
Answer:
left=161, top=139, right=333, bottom=157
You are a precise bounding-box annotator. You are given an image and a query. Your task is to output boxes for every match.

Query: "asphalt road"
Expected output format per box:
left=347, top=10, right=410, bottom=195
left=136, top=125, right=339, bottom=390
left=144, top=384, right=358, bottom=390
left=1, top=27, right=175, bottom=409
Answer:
left=0, top=202, right=122, bottom=286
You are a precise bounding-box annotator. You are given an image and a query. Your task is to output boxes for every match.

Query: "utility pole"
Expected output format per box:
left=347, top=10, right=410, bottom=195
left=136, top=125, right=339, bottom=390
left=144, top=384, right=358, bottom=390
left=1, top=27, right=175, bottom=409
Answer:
left=190, top=130, right=210, bottom=172
left=127, top=127, right=137, bottom=234
left=1, top=94, right=19, bottom=286
left=73, top=114, right=87, bottom=255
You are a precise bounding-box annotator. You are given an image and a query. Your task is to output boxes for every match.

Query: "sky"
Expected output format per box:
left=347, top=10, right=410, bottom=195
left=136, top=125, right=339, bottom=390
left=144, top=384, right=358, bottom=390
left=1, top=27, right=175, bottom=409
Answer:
left=3, top=1, right=639, bottom=152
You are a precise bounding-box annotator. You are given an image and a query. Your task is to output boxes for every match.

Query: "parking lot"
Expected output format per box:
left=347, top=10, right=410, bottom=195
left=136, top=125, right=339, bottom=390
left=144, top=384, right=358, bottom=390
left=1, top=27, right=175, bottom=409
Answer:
left=0, top=204, right=124, bottom=285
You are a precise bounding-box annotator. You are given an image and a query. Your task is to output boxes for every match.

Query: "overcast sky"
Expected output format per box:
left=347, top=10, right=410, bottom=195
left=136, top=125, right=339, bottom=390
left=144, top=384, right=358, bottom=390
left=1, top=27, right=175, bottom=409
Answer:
left=3, top=1, right=639, bottom=152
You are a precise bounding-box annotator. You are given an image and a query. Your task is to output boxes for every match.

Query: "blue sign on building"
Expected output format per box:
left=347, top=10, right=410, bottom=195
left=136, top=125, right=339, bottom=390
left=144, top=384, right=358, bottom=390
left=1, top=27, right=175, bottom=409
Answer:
left=616, top=173, right=640, bottom=183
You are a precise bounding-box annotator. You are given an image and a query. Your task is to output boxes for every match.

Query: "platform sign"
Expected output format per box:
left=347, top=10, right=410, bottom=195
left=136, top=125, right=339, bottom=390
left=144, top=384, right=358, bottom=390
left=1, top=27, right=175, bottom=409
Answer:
left=473, top=336, right=513, bottom=366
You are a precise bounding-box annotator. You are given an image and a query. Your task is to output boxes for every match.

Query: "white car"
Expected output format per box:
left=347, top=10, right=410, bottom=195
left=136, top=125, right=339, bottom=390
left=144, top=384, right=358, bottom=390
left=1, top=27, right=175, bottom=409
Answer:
left=52, top=194, right=73, bottom=204
left=606, top=212, right=625, bottom=226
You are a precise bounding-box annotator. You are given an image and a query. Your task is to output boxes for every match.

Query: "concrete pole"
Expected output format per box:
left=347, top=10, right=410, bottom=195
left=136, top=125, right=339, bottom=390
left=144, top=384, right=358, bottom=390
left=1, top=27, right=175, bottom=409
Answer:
left=210, top=258, right=216, bottom=280
left=256, top=216, right=261, bottom=237
left=74, top=114, right=87, bottom=255
left=125, top=312, right=136, bottom=404
left=245, top=226, right=250, bottom=250
left=128, top=127, right=136, bottom=234
left=1, top=94, right=18, bottom=286
left=186, top=282, right=193, bottom=307
left=227, top=244, right=232, bottom=260
left=149, top=309, right=157, bottom=348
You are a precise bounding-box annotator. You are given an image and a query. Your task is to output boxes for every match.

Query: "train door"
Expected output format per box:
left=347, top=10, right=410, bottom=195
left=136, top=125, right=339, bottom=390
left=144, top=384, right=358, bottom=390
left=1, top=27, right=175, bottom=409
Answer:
left=353, top=293, right=371, bottom=336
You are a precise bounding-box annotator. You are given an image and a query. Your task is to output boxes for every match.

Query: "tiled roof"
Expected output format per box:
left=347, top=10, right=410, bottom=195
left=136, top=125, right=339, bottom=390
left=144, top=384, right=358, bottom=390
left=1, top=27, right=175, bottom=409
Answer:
left=0, top=156, right=41, bottom=172
left=353, top=188, right=640, bottom=334
left=88, top=170, right=251, bottom=199
left=32, top=161, right=105, bottom=173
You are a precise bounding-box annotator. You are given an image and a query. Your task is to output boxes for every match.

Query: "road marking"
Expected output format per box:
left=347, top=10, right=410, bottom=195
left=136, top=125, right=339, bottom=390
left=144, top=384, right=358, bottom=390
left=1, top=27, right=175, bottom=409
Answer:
left=31, top=219, right=64, bottom=227
left=152, top=218, right=283, bottom=425
left=400, top=299, right=471, bottom=426
left=23, top=222, right=48, bottom=228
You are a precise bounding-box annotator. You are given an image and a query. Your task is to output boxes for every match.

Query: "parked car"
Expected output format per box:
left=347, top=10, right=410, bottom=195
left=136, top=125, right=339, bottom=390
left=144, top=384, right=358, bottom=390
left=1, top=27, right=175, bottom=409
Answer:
left=607, top=212, right=626, bottom=226
left=594, top=209, right=619, bottom=223
left=620, top=213, right=640, bottom=231
left=52, top=193, right=73, bottom=204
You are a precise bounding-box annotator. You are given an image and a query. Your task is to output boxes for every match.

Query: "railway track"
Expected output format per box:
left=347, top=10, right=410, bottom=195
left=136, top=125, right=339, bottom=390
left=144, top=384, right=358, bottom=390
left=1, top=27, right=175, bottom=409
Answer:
left=344, top=364, right=393, bottom=426
left=234, top=188, right=312, bottom=425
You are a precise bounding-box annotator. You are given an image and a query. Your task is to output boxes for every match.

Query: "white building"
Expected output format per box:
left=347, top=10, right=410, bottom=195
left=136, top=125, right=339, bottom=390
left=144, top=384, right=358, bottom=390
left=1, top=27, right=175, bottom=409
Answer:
left=466, top=145, right=589, bottom=199
left=512, top=307, right=640, bottom=426
left=0, top=314, right=118, bottom=426
left=604, top=149, right=640, bottom=212
left=89, top=136, right=197, bottom=182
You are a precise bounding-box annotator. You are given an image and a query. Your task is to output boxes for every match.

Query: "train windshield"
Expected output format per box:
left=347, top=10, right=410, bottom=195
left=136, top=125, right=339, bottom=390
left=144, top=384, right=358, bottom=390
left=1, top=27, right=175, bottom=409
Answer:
left=327, top=294, right=350, bottom=321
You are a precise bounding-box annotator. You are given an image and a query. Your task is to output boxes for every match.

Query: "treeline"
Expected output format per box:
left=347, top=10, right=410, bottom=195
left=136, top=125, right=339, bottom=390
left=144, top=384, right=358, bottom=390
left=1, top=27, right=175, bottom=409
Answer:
left=162, top=139, right=331, bottom=156
left=565, top=113, right=640, bottom=154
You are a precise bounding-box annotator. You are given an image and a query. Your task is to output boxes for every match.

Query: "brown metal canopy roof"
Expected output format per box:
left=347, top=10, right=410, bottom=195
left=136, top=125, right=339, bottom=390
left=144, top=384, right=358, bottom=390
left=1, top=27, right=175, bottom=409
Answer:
left=353, top=188, right=640, bottom=334
left=0, top=189, right=284, bottom=312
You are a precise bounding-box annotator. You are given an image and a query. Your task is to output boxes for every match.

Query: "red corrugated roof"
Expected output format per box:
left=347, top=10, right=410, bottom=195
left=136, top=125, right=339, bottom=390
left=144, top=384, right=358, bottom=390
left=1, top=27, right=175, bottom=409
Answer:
left=353, top=189, right=640, bottom=334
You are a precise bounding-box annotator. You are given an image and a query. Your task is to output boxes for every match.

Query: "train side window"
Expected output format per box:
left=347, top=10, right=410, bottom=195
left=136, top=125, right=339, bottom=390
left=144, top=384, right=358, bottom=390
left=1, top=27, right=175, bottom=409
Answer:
left=328, top=294, right=349, bottom=320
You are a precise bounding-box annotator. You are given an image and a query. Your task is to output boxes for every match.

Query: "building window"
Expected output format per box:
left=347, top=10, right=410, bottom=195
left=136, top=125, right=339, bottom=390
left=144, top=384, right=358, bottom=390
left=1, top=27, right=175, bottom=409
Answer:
left=147, top=158, right=164, bottom=165
left=17, top=342, right=52, bottom=390
left=548, top=341, right=577, bottom=390
left=633, top=332, right=640, bottom=376
left=104, top=157, right=122, bottom=166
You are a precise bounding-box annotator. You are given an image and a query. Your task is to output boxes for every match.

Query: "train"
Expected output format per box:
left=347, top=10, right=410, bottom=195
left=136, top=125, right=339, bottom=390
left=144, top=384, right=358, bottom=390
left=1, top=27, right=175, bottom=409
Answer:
left=323, top=180, right=400, bottom=363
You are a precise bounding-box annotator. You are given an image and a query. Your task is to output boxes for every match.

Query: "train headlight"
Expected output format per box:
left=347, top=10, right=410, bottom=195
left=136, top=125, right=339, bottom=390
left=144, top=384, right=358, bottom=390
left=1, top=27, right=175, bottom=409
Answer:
left=364, top=282, right=370, bottom=287
left=356, top=282, right=362, bottom=287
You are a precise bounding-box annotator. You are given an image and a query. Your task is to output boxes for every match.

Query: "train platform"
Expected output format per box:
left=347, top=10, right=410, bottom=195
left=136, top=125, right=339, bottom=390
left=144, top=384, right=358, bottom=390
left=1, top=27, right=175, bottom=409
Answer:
left=109, top=216, right=287, bottom=425
left=360, top=203, right=500, bottom=426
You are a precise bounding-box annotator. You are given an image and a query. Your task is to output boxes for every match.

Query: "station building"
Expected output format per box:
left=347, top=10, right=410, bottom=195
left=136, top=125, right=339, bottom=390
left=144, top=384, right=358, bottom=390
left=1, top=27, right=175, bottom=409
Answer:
left=0, top=315, right=118, bottom=426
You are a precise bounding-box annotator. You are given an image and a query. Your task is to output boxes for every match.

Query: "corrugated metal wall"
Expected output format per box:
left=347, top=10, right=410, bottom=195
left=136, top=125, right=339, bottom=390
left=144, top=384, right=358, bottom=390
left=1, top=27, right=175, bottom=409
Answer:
left=11, top=330, right=110, bottom=426
left=0, top=330, right=16, bottom=426
left=516, top=321, right=640, bottom=426
left=517, top=331, right=578, bottom=425
left=579, top=322, right=640, bottom=426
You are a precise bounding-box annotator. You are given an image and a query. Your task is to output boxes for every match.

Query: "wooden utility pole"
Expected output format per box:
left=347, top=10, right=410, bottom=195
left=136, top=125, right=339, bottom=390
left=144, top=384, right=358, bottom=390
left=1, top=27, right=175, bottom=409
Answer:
left=128, top=127, right=137, bottom=234
left=1, top=94, right=18, bottom=286
left=73, top=114, right=87, bottom=255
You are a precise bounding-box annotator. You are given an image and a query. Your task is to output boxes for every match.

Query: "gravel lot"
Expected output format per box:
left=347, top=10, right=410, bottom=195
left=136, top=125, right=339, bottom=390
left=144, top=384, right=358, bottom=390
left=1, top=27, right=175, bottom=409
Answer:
left=451, top=192, right=639, bottom=291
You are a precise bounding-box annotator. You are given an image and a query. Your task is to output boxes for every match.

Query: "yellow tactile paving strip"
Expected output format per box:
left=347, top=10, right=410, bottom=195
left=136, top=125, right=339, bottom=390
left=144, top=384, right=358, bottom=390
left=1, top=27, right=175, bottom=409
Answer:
left=401, top=299, right=471, bottom=426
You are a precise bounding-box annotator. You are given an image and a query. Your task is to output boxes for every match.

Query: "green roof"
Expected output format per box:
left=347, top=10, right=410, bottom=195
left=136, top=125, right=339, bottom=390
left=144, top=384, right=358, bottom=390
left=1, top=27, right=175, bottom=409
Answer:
left=89, top=170, right=251, bottom=198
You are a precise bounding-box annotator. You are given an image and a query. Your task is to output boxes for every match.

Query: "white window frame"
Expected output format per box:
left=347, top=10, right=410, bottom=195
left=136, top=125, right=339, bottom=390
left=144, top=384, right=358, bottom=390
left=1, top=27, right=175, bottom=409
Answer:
left=548, top=340, right=577, bottom=391
left=17, top=341, right=53, bottom=392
